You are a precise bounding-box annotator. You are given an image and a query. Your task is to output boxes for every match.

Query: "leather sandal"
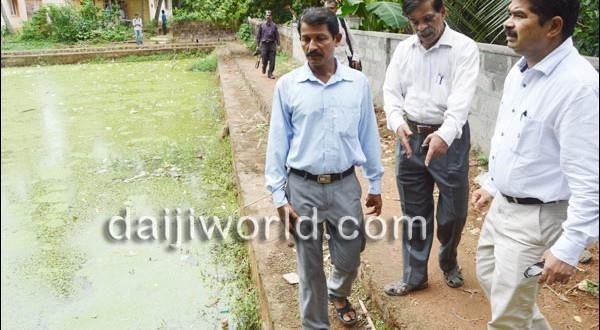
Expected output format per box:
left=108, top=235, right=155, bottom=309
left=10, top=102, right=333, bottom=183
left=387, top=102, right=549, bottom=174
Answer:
left=329, top=297, right=358, bottom=326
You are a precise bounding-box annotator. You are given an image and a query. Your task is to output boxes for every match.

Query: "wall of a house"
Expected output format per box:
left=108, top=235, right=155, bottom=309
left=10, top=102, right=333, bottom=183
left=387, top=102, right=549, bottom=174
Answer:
left=1, top=0, right=28, bottom=29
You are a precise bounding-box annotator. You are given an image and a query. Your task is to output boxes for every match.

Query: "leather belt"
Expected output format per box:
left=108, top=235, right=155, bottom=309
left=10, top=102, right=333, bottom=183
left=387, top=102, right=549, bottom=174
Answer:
left=406, top=118, right=441, bottom=135
left=290, top=167, right=354, bottom=184
left=502, top=194, right=562, bottom=205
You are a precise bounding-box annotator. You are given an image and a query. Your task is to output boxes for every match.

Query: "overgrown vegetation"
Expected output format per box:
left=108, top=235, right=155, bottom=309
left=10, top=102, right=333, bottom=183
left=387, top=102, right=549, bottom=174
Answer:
left=574, top=0, right=599, bottom=57
left=20, top=0, right=131, bottom=43
left=236, top=23, right=257, bottom=51
left=190, top=53, right=218, bottom=72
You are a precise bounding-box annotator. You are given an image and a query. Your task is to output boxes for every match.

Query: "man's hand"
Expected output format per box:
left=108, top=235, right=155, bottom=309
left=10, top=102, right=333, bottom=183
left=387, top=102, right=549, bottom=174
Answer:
left=539, top=250, right=576, bottom=285
left=396, top=124, right=414, bottom=158
left=471, top=188, right=493, bottom=210
left=423, top=133, right=448, bottom=166
left=365, top=194, right=382, bottom=216
left=276, top=203, right=299, bottom=236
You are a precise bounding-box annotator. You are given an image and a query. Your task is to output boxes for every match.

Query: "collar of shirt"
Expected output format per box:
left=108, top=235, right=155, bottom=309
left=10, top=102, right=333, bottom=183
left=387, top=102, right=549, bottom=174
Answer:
left=517, top=37, right=574, bottom=75
left=412, top=22, right=454, bottom=51
left=295, top=59, right=355, bottom=85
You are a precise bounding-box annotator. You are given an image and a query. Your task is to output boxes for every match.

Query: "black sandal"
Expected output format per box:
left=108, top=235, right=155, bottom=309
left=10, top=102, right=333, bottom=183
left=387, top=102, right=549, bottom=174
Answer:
left=444, top=266, right=464, bottom=288
left=330, top=297, right=358, bottom=326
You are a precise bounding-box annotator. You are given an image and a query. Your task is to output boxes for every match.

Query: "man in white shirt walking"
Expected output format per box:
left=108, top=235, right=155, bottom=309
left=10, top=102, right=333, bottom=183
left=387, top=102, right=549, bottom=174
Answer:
left=324, top=0, right=361, bottom=70
left=382, top=0, right=480, bottom=296
left=471, top=0, right=599, bottom=328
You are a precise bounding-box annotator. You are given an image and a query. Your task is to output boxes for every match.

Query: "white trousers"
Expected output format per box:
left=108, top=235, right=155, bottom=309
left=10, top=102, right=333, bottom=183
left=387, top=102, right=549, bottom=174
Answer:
left=476, top=194, right=567, bottom=330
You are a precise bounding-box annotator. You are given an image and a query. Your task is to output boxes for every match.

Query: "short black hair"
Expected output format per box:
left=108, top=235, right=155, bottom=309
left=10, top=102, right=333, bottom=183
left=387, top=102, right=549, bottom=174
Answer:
left=402, top=0, right=443, bottom=16
left=527, top=0, right=580, bottom=40
left=297, top=7, right=339, bottom=37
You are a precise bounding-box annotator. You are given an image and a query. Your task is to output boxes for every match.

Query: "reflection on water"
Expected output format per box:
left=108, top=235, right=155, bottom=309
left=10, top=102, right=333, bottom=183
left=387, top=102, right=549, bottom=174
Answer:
left=1, top=59, right=236, bottom=329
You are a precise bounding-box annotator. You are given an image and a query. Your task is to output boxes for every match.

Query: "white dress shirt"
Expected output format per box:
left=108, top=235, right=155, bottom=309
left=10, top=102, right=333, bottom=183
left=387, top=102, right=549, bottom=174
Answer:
left=383, top=24, right=479, bottom=146
left=483, top=38, right=599, bottom=266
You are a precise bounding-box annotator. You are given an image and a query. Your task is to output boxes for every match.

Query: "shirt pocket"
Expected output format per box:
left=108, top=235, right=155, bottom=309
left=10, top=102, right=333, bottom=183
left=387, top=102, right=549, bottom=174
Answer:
left=332, top=106, right=359, bottom=138
left=510, top=117, right=544, bottom=158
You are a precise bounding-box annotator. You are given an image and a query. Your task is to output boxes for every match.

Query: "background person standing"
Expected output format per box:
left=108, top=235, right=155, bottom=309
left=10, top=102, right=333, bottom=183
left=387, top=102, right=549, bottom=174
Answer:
left=324, top=0, right=361, bottom=70
left=132, top=13, right=143, bottom=45
left=161, top=10, right=167, bottom=35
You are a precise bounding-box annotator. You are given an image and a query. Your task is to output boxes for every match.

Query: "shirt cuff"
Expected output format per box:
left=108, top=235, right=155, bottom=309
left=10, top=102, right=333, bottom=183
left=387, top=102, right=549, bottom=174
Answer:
left=387, top=111, right=406, bottom=135
left=550, top=234, right=586, bottom=267
left=272, top=189, right=288, bottom=208
left=368, top=179, right=381, bottom=195
left=435, top=124, right=458, bottom=147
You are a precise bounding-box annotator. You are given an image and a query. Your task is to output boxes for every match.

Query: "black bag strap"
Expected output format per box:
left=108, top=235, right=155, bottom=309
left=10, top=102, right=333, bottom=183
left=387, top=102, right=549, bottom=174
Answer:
left=339, top=17, right=353, bottom=56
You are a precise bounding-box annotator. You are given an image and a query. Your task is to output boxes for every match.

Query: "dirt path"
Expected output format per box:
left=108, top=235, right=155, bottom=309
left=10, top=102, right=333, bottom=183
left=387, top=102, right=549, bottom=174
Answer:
left=223, top=42, right=599, bottom=329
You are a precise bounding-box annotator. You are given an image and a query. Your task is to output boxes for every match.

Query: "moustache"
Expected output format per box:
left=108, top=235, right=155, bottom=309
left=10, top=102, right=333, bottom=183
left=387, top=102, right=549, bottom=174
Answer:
left=417, top=28, right=434, bottom=38
left=505, top=28, right=517, bottom=38
left=307, top=51, right=323, bottom=58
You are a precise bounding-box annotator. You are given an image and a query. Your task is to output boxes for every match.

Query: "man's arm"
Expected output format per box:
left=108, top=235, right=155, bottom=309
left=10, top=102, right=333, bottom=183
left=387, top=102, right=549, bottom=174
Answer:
left=358, top=78, right=384, bottom=201
left=435, top=41, right=480, bottom=147
left=345, top=24, right=360, bottom=62
left=550, top=88, right=599, bottom=267
left=265, top=80, right=293, bottom=208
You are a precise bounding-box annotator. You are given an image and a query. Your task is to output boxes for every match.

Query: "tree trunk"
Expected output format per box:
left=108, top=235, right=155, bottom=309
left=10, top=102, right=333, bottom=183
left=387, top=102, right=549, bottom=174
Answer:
left=1, top=1, right=15, bottom=34
left=153, top=0, right=163, bottom=23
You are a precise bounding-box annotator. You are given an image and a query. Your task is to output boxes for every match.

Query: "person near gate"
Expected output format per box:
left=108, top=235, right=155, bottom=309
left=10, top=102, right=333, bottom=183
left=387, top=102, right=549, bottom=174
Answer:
left=324, top=0, right=362, bottom=71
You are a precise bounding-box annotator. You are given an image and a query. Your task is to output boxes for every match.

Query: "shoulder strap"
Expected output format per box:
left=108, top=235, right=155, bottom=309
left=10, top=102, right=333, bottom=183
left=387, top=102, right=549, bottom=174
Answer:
left=339, top=17, right=353, bottom=55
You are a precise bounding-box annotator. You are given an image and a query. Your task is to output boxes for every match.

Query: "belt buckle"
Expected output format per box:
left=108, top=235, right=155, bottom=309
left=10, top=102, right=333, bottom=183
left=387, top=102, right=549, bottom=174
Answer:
left=416, top=124, right=428, bottom=134
left=317, top=175, right=332, bottom=184
left=509, top=196, right=519, bottom=204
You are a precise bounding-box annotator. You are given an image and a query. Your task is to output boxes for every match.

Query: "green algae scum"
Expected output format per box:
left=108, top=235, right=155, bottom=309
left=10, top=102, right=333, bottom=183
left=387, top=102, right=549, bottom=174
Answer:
left=1, top=56, right=258, bottom=328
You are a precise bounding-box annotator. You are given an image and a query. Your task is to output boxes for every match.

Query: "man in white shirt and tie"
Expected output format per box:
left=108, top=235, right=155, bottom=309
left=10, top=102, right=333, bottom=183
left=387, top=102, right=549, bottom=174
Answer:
left=382, top=0, right=480, bottom=296
left=471, top=0, right=599, bottom=328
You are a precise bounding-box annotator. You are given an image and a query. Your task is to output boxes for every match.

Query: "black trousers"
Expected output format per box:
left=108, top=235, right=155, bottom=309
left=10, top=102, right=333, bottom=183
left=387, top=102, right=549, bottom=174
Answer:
left=396, top=122, right=470, bottom=286
left=260, top=42, right=277, bottom=76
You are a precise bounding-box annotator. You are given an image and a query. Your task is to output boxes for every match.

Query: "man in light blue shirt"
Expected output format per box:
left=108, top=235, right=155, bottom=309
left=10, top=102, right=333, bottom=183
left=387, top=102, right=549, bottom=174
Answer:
left=265, top=7, right=383, bottom=328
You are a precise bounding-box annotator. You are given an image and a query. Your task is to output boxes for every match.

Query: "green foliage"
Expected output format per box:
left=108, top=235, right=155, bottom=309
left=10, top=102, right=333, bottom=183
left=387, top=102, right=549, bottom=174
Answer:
left=190, top=53, right=218, bottom=72
left=18, top=0, right=132, bottom=43
left=21, top=6, right=52, bottom=40
left=574, top=0, right=599, bottom=57
left=237, top=23, right=252, bottom=42
left=340, top=0, right=409, bottom=32
left=173, top=0, right=250, bottom=28
left=444, top=0, right=510, bottom=44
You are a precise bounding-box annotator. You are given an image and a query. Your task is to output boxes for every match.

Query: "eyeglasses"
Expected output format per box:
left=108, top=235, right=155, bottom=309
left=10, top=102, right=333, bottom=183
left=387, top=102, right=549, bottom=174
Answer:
left=523, top=261, right=545, bottom=278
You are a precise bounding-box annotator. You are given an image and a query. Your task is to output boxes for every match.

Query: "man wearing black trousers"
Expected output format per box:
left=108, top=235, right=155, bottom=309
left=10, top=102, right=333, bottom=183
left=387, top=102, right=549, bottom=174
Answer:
left=256, top=10, right=280, bottom=79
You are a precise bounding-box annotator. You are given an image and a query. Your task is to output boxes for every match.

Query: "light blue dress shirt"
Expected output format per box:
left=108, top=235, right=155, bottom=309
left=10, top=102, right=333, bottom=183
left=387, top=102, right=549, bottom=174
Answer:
left=265, top=62, right=384, bottom=207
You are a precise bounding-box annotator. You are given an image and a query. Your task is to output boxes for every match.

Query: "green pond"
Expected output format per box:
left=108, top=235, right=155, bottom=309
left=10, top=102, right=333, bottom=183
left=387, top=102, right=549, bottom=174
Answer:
left=1, top=58, right=245, bottom=328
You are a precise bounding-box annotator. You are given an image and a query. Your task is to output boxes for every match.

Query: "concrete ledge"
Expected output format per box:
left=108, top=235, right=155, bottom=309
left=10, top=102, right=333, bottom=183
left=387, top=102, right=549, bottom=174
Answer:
left=1, top=42, right=224, bottom=67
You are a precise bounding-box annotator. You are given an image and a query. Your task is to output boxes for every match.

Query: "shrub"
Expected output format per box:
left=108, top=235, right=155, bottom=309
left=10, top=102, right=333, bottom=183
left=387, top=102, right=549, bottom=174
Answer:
left=574, top=0, right=599, bottom=57
left=190, top=53, right=218, bottom=72
left=21, top=6, right=52, bottom=40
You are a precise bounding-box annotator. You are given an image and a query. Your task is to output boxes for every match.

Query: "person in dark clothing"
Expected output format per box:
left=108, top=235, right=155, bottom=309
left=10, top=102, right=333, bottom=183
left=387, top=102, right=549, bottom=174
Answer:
left=161, top=10, right=167, bottom=35
left=256, top=10, right=280, bottom=79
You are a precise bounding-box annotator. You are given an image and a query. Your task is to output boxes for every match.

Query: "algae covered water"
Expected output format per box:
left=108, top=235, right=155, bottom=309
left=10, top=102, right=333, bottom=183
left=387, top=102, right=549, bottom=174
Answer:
left=1, top=58, right=247, bottom=328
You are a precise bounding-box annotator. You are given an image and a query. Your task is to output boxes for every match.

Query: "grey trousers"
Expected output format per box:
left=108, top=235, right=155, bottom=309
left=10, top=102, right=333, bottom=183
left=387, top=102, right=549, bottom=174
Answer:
left=286, top=171, right=364, bottom=330
left=395, top=123, right=470, bottom=286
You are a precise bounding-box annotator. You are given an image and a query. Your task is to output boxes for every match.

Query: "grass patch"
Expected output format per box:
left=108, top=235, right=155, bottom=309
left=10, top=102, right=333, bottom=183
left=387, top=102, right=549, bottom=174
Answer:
left=78, top=51, right=209, bottom=65
left=190, top=53, right=218, bottom=72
